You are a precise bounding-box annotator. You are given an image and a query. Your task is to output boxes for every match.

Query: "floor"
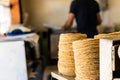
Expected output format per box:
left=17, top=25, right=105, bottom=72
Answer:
left=43, top=65, right=57, bottom=80
left=28, top=60, right=44, bottom=80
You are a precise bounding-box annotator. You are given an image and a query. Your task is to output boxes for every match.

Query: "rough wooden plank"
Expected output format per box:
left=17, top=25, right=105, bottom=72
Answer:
left=51, top=71, right=75, bottom=80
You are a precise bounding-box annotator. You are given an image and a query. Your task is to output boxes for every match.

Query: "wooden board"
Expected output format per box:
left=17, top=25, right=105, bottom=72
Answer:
left=51, top=71, right=75, bottom=80
left=100, top=37, right=120, bottom=80
left=10, top=0, right=21, bottom=24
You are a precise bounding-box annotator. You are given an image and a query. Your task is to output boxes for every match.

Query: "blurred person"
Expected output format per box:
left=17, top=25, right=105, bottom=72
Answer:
left=62, top=0, right=101, bottom=38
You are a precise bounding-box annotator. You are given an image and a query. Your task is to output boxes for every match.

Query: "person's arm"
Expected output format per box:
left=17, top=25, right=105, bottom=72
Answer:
left=61, top=13, right=75, bottom=31
left=96, top=12, right=102, bottom=25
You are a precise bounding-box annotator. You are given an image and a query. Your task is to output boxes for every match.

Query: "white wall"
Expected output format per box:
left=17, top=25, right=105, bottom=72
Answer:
left=21, top=0, right=73, bottom=30
left=102, top=0, right=120, bottom=26
left=21, top=0, right=120, bottom=30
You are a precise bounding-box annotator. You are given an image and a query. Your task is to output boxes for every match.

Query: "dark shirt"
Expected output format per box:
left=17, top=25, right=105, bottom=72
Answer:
left=70, top=0, right=100, bottom=38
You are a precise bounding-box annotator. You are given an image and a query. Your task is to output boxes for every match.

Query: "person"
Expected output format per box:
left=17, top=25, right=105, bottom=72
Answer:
left=62, top=0, right=102, bottom=38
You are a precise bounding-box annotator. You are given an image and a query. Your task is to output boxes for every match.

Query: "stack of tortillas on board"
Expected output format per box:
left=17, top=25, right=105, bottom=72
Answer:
left=57, top=31, right=120, bottom=79
left=58, top=33, right=87, bottom=76
left=73, top=39, right=99, bottom=80
left=94, top=31, right=120, bottom=39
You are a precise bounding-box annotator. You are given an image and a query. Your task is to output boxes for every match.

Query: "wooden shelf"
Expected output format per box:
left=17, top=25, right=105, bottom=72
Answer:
left=51, top=71, right=75, bottom=80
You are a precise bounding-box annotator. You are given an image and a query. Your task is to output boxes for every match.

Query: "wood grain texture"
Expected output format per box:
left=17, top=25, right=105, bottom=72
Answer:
left=10, top=0, right=20, bottom=24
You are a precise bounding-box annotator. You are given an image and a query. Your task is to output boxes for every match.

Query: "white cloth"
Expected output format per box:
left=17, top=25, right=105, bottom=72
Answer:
left=0, top=33, right=40, bottom=59
left=0, top=0, right=11, bottom=35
